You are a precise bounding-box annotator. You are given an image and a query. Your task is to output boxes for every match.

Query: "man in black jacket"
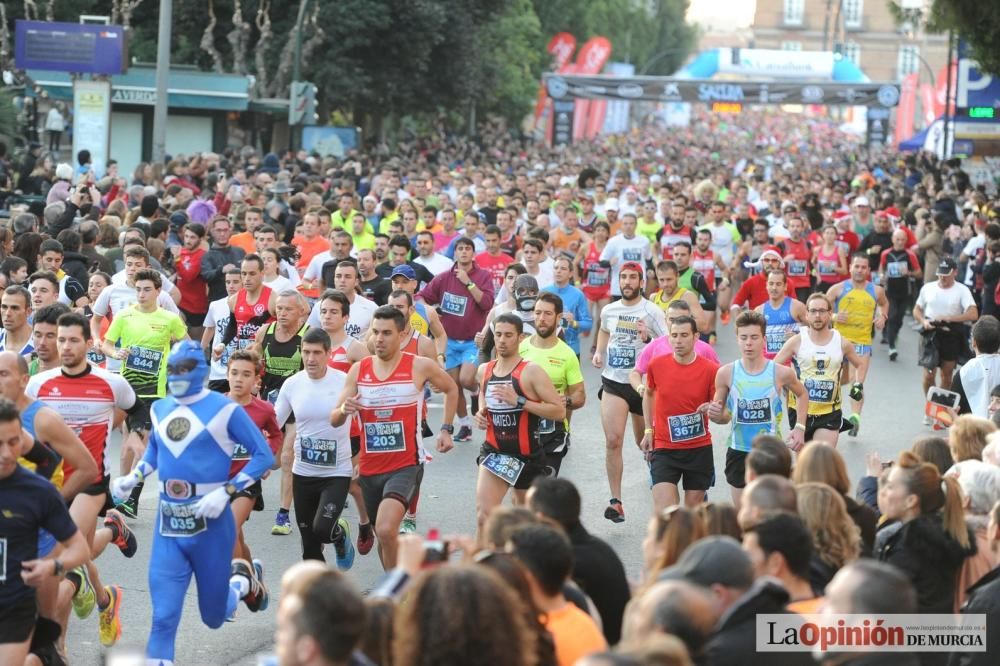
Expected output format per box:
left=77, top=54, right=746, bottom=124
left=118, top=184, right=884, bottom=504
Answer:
left=200, top=216, right=246, bottom=301
left=528, top=477, right=631, bottom=645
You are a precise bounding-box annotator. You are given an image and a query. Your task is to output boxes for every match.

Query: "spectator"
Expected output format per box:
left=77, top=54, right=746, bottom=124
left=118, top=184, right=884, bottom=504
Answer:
left=695, top=502, right=742, bottom=540
left=201, top=215, right=246, bottom=301
left=508, top=524, right=608, bottom=666
left=358, top=598, right=395, bottom=666
left=947, top=460, right=1000, bottom=608
left=949, top=415, right=996, bottom=463
left=275, top=569, right=369, bottom=666
left=643, top=506, right=707, bottom=579
left=950, top=500, right=1000, bottom=666
left=877, top=451, right=975, bottom=613
left=823, top=560, right=920, bottom=666
left=658, top=536, right=813, bottom=666
left=742, top=511, right=822, bottom=612
left=953, top=317, right=1000, bottom=418
left=859, top=436, right=957, bottom=514
left=175, top=222, right=210, bottom=337
left=737, top=474, right=798, bottom=531
left=745, top=434, right=792, bottom=482
left=793, top=442, right=878, bottom=556
left=393, top=565, right=537, bottom=666
left=622, top=580, right=715, bottom=663
left=55, top=229, right=91, bottom=289
left=796, top=482, right=861, bottom=592
left=77, top=219, right=115, bottom=274
left=528, top=477, right=631, bottom=645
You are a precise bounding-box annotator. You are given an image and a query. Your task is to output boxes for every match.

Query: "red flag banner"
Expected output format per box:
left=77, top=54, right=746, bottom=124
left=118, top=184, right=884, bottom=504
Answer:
left=572, top=36, right=612, bottom=140
left=533, top=33, right=578, bottom=130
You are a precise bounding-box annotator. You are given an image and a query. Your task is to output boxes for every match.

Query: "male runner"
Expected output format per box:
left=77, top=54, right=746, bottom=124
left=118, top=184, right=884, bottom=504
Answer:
left=333, top=306, right=458, bottom=569
left=27, top=312, right=142, bottom=647
left=649, top=261, right=706, bottom=332
left=222, top=254, right=276, bottom=352
left=101, top=270, right=189, bottom=518
left=109, top=341, right=273, bottom=664
left=879, top=228, right=921, bottom=360
left=274, top=329, right=357, bottom=569
left=224, top=350, right=282, bottom=572
left=252, top=289, right=308, bottom=405
left=390, top=265, right=447, bottom=362
left=754, top=270, right=807, bottom=359
left=659, top=202, right=694, bottom=261
left=307, top=260, right=377, bottom=339
left=417, top=237, right=494, bottom=441
left=0, top=285, right=34, bottom=356
left=593, top=262, right=667, bottom=523
left=29, top=271, right=61, bottom=312
left=692, top=228, right=730, bottom=327
left=826, top=253, right=888, bottom=436
left=29, top=303, right=70, bottom=375
left=0, top=399, right=90, bottom=666
left=475, top=313, right=564, bottom=534
left=640, top=314, right=719, bottom=511
left=773, top=293, right=864, bottom=446
left=671, top=242, right=717, bottom=342
left=203, top=268, right=242, bottom=392
left=543, top=256, right=593, bottom=358
left=520, top=292, right=586, bottom=476
left=777, top=215, right=814, bottom=303
left=699, top=201, right=740, bottom=321
left=708, top=310, right=808, bottom=508
left=599, top=214, right=652, bottom=301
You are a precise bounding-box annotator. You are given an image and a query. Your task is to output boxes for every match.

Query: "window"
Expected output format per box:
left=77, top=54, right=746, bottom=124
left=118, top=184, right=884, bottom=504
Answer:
left=843, top=42, right=861, bottom=64
left=897, top=45, right=920, bottom=78
left=843, top=0, right=863, bottom=28
left=781, top=41, right=803, bottom=51
left=784, top=0, right=804, bottom=25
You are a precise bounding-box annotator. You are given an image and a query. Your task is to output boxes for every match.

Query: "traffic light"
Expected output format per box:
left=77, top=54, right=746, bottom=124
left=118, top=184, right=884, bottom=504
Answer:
left=289, top=81, right=319, bottom=126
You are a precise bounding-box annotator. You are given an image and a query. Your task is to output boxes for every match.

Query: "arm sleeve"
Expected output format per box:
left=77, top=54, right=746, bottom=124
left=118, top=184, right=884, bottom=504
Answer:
left=417, top=275, right=441, bottom=305
left=227, top=404, right=275, bottom=490
left=856, top=475, right=880, bottom=515
left=693, top=274, right=716, bottom=310
left=731, top=279, right=751, bottom=308
left=221, top=309, right=238, bottom=345
left=93, top=287, right=112, bottom=317
left=200, top=251, right=223, bottom=283
left=577, top=292, right=593, bottom=333
left=472, top=272, right=495, bottom=310
left=953, top=370, right=972, bottom=415
left=635, top=343, right=653, bottom=375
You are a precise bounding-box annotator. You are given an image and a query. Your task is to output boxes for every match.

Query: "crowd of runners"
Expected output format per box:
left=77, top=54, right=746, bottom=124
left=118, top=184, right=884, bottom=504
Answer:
left=2, top=107, right=1000, bottom=665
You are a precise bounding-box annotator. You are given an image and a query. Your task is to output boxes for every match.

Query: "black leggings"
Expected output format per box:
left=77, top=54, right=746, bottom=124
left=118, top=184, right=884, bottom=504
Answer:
left=292, top=473, right=351, bottom=561
left=886, top=293, right=907, bottom=347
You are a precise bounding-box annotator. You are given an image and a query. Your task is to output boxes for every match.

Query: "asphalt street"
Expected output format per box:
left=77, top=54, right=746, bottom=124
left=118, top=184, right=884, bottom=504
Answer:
left=67, top=316, right=936, bottom=665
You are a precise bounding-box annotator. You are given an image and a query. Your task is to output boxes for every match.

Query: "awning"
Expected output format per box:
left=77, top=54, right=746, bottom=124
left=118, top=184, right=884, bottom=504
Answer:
left=26, top=66, right=251, bottom=111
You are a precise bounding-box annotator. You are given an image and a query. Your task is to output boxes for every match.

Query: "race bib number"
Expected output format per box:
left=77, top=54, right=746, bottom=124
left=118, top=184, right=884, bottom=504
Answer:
left=788, top=260, right=808, bottom=276
left=159, top=500, right=207, bottom=538
left=266, top=389, right=279, bottom=405
left=364, top=421, right=406, bottom=454
left=887, top=261, right=907, bottom=279
left=817, top=261, right=837, bottom=276
left=441, top=292, right=469, bottom=317
left=538, top=418, right=556, bottom=434
left=232, top=442, right=250, bottom=461
left=805, top=378, right=836, bottom=404
left=300, top=436, right=337, bottom=466
left=668, top=413, right=706, bottom=443
left=622, top=248, right=643, bottom=262
left=587, top=266, right=610, bottom=286
left=735, top=398, right=772, bottom=425
left=765, top=325, right=793, bottom=354
left=0, top=536, right=6, bottom=582
left=481, top=452, right=525, bottom=486
left=608, top=346, right=636, bottom=369
left=87, top=350, right=106, bottom=365
left=126, top=347, right=163, bottom=376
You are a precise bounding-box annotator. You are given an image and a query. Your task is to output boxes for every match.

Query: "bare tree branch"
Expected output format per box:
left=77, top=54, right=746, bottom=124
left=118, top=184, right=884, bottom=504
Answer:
left=253, top=0, right=273, bottom=98
left=200, top=0, right=225, bottom=73
left=120, top=0, right=145, bottom=29
left=44, top=0, right=54, bottom=22
left=23, top=1, right=38, bottom=21
left=0, top=4, right=11, bottom=72
left=227, top=0, right=252, bottom=76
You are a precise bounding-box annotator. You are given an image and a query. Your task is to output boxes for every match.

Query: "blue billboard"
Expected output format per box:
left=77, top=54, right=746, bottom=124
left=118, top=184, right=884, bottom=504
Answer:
left=15, top=21, right=127, bottom=75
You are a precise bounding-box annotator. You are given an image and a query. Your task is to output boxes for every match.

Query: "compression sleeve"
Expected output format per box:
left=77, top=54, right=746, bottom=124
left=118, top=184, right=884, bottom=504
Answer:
left=227, top=404, right=275, bottom=491
left=221, top=310, right=238, bottom=346
left=23, top=440, right=62, bottom=480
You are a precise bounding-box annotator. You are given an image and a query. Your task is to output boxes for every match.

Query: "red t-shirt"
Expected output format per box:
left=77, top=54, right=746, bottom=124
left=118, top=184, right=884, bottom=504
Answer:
left=836, top=230, right=860, bottom=255
left=476, top=251, right=514, bottom=293
left=732, top=273, right=771, bottom=310
left=175, top=247, right=208, bottom=314
left=228, top=396, right=283, bottom=477
left=646, top=353, right=719, bottom=450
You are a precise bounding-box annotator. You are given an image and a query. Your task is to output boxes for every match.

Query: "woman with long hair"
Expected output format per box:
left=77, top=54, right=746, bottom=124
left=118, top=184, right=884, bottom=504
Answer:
left=575, top=220, right=612, bottom=355
left=0, top=225, right=13, bottom=261
left=949, top=414, right=995, bottom=463
left=12, top=232, right=44, bottom=276
left=796, top=482, right=861, bottom=591
left=877, top=451, right=975, bottom=613
left=642, top=505, right=707, bottom=580
left=793, top=443, right=878, bottom=556
left=359, top=598, right=396, bottom=666
left=393, top=565, right=538, bottom=666
left=261, top=247, right=295, bottom=292
left=694, top=502, right=741, bottom=540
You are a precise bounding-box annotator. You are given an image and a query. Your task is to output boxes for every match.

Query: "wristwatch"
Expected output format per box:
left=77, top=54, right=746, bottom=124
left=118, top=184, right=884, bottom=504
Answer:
left=225, top=483, right=238, bottom=497
left=440, top=423, right=455, bottom=434
left=53, top=559, right=65, bottom=578
left=466, top=281, right=476, bottom=289
left=516, top=396, right=527, bottom=409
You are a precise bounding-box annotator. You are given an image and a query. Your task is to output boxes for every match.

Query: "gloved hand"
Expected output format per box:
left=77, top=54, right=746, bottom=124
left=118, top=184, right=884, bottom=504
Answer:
left=849, top=382, right=864, bottom=402
left=110, top=471, right=141, bottom=504
left=193, top=486, right=231, bottom=520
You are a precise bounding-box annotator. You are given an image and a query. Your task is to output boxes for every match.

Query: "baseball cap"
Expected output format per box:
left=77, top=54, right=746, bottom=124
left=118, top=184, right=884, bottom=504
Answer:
left=390, top=265, right=417, bottom=281
left=657, top=536, right=754, bottom=590
left=936, top=257, right=957, bottom=275
left=620, top=261, right=645, bottom=276
left=854, top=196, right=870, bottom=207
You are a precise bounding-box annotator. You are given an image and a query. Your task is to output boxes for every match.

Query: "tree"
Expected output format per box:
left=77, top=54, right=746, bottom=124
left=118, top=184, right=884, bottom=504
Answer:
left=892, top=0, right=1000, bottom=76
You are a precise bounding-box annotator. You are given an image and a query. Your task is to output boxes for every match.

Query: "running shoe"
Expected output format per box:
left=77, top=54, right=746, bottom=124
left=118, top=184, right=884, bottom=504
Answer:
left=252, top=559, right=269, bottom=611
left=115, top=496, right=138, bottom=520
left=848, top=414, right=861, bottom=437
left=271, top=510, right=292, bottom=535
left=232, top=559, right=268, bottom=612
left=334, top=518, right=356, bottom=571
left=103, top=509, right=137, bottom=558
left=357, top=522, right=375, bottom=555
left=399, top=517, right=417, bottom=534
left=98, top=584, right=123, bottom=647
left=455, top=425, right=473, bottom=443
left=604, top=498, right=625, bottom=524
left=889, top=347, right=898, bottom=361
left=708, top=332, right=718, bottom=346
left=720, top=310, right=731, bottom=325
left=71, top=566, right=96, bottom=619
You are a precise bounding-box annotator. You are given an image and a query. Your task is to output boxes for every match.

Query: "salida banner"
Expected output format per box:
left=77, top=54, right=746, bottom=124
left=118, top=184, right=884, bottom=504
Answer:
left=544, top=74, right=901, bottom=108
